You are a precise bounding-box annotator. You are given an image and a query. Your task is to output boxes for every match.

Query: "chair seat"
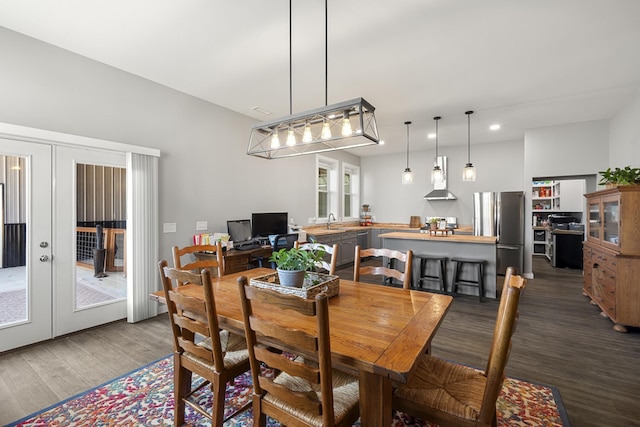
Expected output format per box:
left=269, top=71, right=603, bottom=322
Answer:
left=186, top=331, right=249, bottom=370
left=394, top=354, right=487, bottom=422
left=265, top=359, right=360, bottom=427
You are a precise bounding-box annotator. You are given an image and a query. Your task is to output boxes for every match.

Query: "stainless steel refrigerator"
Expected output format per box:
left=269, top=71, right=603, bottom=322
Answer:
left=473, top=191, right=524, bottom=275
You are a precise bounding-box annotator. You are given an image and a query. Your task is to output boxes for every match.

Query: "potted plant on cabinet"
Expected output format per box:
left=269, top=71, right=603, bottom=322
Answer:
left=429, top=217, right=439, bottom=231
left=598, top=166, right=640, bottom=187
left=269, top=246, right=326, bottom=287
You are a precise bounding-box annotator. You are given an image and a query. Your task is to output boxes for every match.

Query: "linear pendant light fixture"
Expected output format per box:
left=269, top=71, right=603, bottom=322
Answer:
left=463, top=110, right=476, bottom=181
left=431, top=116, right=443, bottom=183
left=247, top=0, right=379, bottom=159
left=402, top=121, right=413, bottom=185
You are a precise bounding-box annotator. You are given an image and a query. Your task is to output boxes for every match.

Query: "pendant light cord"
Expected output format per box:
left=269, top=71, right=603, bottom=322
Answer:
left=325, top=0, right=328, bottom=106
left=466, top=110, right=474, bottom=163
left=405, top=121, right=411, bottom=168
left=289, top=0, right=292, bottom=115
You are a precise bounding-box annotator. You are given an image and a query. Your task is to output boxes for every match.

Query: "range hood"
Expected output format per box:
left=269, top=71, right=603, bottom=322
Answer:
left=424, top=156, right=457, bottom=201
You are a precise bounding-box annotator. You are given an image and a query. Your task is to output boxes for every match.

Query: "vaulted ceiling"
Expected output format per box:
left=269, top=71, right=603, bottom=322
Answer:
left=1, top=0, right=639, bottom=156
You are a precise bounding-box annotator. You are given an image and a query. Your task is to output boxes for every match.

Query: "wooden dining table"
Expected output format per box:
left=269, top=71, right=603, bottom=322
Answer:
left=150, top=267, right=453, bottom=426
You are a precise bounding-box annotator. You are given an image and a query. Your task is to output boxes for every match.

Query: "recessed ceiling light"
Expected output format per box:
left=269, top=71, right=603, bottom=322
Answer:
left=489, top=124, right=501, bottom=131
left=250, top=106, right=272, bottom=115
left=427, top=133, right=436, bottom=139
left=379, top=140, right=385, bottom=145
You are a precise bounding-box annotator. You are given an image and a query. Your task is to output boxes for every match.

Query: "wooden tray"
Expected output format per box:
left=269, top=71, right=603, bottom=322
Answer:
left=250, top=271, right=339, bottom=299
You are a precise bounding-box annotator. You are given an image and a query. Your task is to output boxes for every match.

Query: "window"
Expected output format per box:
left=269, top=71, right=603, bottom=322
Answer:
left=316, top=156, right=339, bottom=222
left=342, top=162, right=360, bottom=220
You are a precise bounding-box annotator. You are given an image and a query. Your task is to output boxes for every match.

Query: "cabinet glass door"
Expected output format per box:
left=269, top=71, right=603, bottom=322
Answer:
left=603, top=197, right=620, bottom=246
left=588, top=200, right=601, bottom=240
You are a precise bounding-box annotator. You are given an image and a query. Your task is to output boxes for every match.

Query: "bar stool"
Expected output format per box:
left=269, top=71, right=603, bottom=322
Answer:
left=414, top=255, right=447, bottom=293
left=451, top=258, right=485, bottom=302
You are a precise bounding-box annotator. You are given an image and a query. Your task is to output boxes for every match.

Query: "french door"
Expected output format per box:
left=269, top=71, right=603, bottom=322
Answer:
left=54, top=146, right=127, bottom=336
left=0, top=141, right=128, bottom=351
left=0, top=139, right=52, bottom=352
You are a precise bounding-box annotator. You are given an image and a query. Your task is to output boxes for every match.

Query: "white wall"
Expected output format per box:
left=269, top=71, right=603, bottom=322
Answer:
left=362, top=139, right=524, bottom=225
left=0, top=27, right=359, bottom=266
left=609, top=89, right=640, bottom=167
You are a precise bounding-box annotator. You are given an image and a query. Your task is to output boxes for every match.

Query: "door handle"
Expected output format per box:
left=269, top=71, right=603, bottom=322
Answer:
left=40, top=255, right=50, bottom=262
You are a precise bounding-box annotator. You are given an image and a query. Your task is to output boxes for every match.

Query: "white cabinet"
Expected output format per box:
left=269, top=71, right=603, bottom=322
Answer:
left=558, top=179, right=586, bottom=212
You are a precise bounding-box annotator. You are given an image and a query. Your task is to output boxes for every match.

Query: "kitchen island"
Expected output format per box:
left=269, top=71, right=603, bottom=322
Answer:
left=380, top=231, right=498, bottom=299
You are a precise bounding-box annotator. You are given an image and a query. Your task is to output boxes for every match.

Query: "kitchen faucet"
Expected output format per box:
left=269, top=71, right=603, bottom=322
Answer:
left=327, top=213, right=336, bottom=229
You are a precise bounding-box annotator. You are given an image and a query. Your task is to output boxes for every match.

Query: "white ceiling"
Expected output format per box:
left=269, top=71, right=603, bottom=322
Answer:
left=1, top=0, right=639, bottom=157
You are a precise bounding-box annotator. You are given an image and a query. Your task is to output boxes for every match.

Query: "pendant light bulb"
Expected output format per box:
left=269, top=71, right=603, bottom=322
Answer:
left=271, top=128, right=280, bottom=149
left=286, top=126, right=296, bottom=146
left=341, top=110, right=353, bottom=136
left=431, top=116, right=442, bottom=184
left=321, top=119, right=332, bottom=139
left=463, top=110, right=476, bottom=182
left=402, top=121, right=414, bottom=185
left=302, top=121, right=313, bottom=143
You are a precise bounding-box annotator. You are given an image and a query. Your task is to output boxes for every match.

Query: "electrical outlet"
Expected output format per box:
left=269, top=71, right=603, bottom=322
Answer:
left=163, top=223, right=176, bottom=233
left=196, top=221, right=208, bottom=231
left=308, top=217, right=316, bottom=224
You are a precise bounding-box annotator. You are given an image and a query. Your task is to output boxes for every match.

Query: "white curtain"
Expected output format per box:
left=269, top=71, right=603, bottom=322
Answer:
left=126, top=152, right=159, bottom=322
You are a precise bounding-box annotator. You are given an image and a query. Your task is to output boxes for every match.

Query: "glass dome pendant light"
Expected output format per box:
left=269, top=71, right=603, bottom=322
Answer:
left=431, top=116, right=443, bottom=183
left=463, top=110, right=477, bottom=181
left=402, top=121, right=414, bottom=185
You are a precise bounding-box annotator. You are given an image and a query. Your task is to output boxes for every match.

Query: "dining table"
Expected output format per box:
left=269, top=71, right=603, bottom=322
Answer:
left=150, top=267, right=453, bottom=426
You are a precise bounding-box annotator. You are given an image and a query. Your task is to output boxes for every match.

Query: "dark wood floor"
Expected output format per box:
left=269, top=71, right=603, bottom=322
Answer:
left=1, top=257, right=639, bottom=426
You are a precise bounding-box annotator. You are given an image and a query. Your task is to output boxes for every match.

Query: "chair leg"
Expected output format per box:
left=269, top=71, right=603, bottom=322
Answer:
left=478, top=263, right=485, bottom=302
left=212, top=376, right=225, bottom=427
left=174, top=355, right=190, bottom=427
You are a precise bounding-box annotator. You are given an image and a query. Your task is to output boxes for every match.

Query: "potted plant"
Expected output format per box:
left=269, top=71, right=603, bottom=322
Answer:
left=598, top=166, right=640, bottom=187
left=429, top=217, right=439, bottom=231
left=269, top=246, right=326, bottom=287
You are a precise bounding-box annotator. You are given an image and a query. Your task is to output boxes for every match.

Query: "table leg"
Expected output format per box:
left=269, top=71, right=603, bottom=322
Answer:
left=359, top=370, right=392, bottom=426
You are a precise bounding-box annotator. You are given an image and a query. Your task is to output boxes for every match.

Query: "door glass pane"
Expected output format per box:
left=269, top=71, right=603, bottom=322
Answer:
left=588, top=201, right=600, bottom=239
left=603, top=199, right=619, bottom=245
left=0, top=156, right=27, bottom=327
left=75, top=164, right=127, bottom=309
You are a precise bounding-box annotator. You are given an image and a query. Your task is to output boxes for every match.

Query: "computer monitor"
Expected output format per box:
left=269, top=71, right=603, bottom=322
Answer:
left=227, top=219, right=252, bottom=243
left=251, top=212, right=288, bottom=238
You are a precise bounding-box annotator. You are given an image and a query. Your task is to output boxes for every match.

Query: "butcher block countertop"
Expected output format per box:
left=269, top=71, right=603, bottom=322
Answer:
left=304, top=223, right=473, bottom=236
left=379, top=231, right=496, bottom=245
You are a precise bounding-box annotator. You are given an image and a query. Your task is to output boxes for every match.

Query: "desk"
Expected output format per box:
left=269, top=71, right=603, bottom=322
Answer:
left=195, top=246, right=273, bottom=274
left=151, top=268, right=453, bottom=426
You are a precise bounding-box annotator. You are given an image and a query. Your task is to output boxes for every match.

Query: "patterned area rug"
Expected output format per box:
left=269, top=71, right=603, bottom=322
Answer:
left=7, top=356, right=570, bottom=426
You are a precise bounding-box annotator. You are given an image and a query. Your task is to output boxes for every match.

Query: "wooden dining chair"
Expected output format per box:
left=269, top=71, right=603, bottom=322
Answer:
left=294, top=241, right=339, bottom=275
left=353, top=245, right=413, bottom=289
left=158, top=260, right=251, bottom=426
left=392, top=266, right=526, bottom=427
left=237, top=276, right=360, bottom=427
left=172, top=241, right=225, bottom=286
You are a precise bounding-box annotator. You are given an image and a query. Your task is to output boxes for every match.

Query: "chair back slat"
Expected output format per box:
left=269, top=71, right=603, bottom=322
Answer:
left=249, top=317, right=319, bottom=353
left=172, top=242, right=224, bottom=285
left=295, top=241, right=339, bottom=275
left=354, top=245, right=413, bottom=289
left=254, top=345, right=320, bottom=384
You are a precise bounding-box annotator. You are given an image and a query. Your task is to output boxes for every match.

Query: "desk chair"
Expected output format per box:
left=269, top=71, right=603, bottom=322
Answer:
left=353, top=245, right=413, bottom=289
left=172, top=241, right=224, bottom=286
left=294, top=241, right=339, bottom=275
left=158, top=260, right=251, bottom=426
left=252, top=233, right=299, bottom=269
left=237, top=276, right=360, bottom=427
left=392, top=267, right=526, bottom=427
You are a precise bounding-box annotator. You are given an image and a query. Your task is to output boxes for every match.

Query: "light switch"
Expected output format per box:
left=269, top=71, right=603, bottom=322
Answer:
left=163, top=222, right=177, bottom=233
left=196, top=221, right=208, bottom=231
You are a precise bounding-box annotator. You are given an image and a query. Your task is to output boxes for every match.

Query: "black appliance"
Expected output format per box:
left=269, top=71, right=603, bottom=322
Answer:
left=548, top=215, right=583, bottom=269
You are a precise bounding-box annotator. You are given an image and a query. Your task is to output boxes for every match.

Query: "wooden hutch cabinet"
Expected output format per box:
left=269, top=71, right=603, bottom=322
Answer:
left=583, top=185, right=640, bottom=332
